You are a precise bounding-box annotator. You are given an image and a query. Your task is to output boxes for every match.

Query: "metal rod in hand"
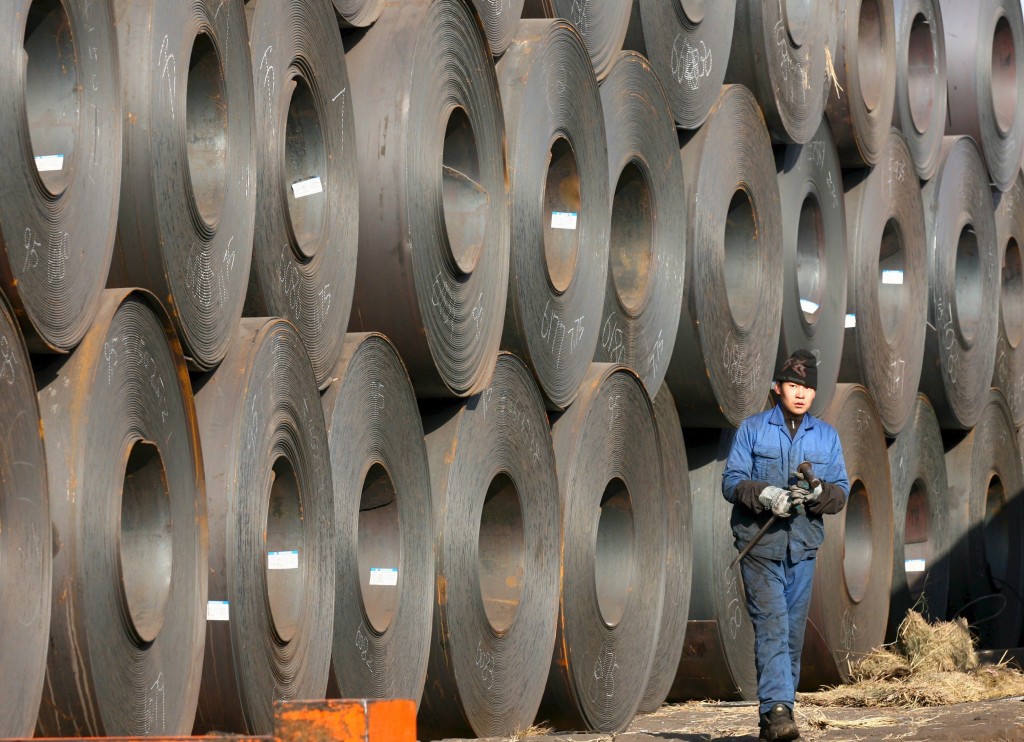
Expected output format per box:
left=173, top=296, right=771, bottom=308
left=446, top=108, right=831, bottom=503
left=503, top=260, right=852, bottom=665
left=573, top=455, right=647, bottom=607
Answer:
left=729, top=514, right=778, bottom=571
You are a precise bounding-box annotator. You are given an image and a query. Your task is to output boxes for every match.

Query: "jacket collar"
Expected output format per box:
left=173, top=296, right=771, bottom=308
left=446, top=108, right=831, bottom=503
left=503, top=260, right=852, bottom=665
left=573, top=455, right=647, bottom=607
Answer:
left=768, top=403, right=816, bottom=432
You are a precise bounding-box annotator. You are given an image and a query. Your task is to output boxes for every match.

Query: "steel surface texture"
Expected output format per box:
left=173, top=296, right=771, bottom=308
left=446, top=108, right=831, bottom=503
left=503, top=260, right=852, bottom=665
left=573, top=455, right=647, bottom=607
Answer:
left=992, top=171, right=1024, bottom=428
left=332, top=0, right=384, bottom=27
left=522, top=0, right=632, bottom=81
left=469, top=0, right=527, bottom=55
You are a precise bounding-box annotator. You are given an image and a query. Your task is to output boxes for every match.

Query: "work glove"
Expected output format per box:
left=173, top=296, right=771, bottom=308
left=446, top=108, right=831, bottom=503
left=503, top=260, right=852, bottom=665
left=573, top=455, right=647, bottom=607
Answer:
left=806, top=482, right=846, bottom=515
left=758, top=485, right=799, bottom=517
left=735, top=480, right=770, bottom=513
left=792, top=468, right=823, bottom=499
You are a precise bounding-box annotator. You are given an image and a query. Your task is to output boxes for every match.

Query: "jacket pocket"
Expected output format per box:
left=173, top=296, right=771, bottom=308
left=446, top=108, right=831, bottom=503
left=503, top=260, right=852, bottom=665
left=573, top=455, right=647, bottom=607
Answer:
left=752, top=445, right=783, bottom=482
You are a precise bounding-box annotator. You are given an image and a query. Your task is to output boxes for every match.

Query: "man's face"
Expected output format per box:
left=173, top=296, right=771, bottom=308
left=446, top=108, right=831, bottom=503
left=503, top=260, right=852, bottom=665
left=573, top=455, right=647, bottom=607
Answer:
left=774, top=381, right=815, bottom=415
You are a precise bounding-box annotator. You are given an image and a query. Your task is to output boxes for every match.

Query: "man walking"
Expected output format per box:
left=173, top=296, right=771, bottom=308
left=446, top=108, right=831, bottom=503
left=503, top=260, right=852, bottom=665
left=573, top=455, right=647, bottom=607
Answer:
left=722, top=350, right=850, bottom=741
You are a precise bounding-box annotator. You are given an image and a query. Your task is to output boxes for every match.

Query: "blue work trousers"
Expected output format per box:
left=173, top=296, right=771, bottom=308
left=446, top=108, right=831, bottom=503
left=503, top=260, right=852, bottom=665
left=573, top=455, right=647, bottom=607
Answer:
left=739, top=552, right=817, bottom=715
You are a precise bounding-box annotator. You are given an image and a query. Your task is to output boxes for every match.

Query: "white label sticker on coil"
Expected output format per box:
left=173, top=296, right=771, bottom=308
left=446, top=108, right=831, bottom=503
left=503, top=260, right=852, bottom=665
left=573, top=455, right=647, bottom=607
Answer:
left=800, top=299, right=819, bottom=314
left=845, top=313, right=857, bottom=328
left=268, top=550, right=299, bottom=570
left=882, top=270, right=904, bottom=285
left=35, top=154, right=64, bottom=172
left=291, top=176, right=323, bottom=199
left=904, top=558, right=926, bottom=573
left=550, top=211, right=578, bottom=230
left=207, top=600, right=230, bottom=621
left=369, top=567, right=398, bottom=586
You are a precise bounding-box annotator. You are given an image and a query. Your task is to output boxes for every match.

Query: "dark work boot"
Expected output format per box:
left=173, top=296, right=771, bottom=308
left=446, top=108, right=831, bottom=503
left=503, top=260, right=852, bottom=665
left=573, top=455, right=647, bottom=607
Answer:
left=758, top=703, right=800, bottom=741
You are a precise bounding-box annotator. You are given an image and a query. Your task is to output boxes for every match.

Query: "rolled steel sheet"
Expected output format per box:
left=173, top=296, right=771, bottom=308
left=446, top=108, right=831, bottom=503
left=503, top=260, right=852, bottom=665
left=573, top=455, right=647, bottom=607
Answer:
left=244, top=0, right=357, bottom=389
left=194, top=318, right=334, bottom=734
left=804, top=384, right=893, bottom=686
left=36, top=289, right=207, bottom=736
left=892, top=0, right=947, bottom=180
left=0, top=0, right=121, bottom=352
left=470, top=0, right=526, bottom=56
left=726, top=0, right=831, bottom=144
left=497, top=19, right=609, bottom=410
left=838, top=129, right=927, bottom=436
left=626, top=0, right=736, bottom=129
left=920, top=137, right=1000, bottom=430
left=541, top=364, right=665, bottom=731
left=332, top=0, right=384, bottom=28
left=885, top=394, right=954, bottom=642
left=946, top=391, right=1024, bottom=649
left=824, top=0, right=897, bottom=167
left=344, top=0, right=509, bottom=398
left=776, top=117, right=847, bottom=415
left=667, top=85, right=782, bottom=428
left=638, top=386, right=692, bottom=713
left=595, top=51, right=685, bottom=397
left=111, top=0, right=256, bottom=370
left=522, top=0, right=632, bottom=81
left=320, top=333, right=433, bottom=706
left=670, top=436, right=756, bottom=702
left=939, top=0, right=1024, bottom=192
left=993, top=172, right=1024, bottom=428
left=0, top=294, right=50, bottom=737
left=419, top=353, right=560, bottom=738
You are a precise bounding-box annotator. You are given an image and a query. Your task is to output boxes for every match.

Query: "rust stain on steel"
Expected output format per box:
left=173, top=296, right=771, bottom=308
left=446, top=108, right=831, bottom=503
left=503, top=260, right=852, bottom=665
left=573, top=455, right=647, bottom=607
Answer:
left=274, top=699, right=416, bottom=742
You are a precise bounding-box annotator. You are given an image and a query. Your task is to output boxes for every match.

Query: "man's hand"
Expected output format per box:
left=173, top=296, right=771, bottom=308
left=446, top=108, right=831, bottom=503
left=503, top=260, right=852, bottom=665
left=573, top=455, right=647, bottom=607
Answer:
left=758, top=485, right=799, bottom=517
left=806, top=483, right=846, bottom=514
left=794, top=468, right=823, bottom=499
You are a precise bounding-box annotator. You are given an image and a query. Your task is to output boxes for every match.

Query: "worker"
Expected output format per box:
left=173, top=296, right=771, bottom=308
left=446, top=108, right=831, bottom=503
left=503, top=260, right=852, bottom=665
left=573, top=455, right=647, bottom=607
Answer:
left=722, top=349, right=850, bottom=741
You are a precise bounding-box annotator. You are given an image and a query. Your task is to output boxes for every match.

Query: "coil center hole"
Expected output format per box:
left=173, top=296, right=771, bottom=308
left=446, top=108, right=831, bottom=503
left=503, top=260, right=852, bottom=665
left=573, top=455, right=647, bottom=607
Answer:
left=907, top=13, right=936, bottom=135
left=266, top=456, right=305, bottom=645
left=680, top=0, right=708, bottom=24
left=610, top=161, right=654, bottom=314
left=903, top=479, right=931, bottom=601
left=992, top=16, right=1018, bottom=136
left=24, top=0, right=80, bottom=197
left=477, top=473, right=525, bottom=634
left=983, top=475, right=1011, bottom=593
left=724, top=188, right=758, bottom=329
left=857, top=0, right=885, bottom=114
left=442, top=107, right=486, bottom=275
left=119, top=441, right=173, bottom=645
left=796, top=192, right=825, bottom=325
left=783, top=0, right=813, bottom=48
left=285, top=74, right=327, bottom=261
left=878, top=218, right=905, bottom=345
left=596, top=478, right=634, bottom=628
left=186, top=32, right=228, bottom=231
left=358, top=462, right=401, bottom=635
left=843, top=480, right=873, bottom=604
left=955, top=225, right=982, bottom=347
left=1002, top=237, right=1024, bottom=348
left=543, top=137, right=582, bottom=294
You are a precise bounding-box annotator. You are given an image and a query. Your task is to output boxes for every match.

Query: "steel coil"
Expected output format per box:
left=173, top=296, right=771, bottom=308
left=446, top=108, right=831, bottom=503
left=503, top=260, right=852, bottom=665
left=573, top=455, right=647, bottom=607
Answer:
left=776, top=117, right=847, bottom=415
left=332, top=0, right=384, bottom=28
left=670, top=436, right=756, bottom=702
left=496, top=19, right=608, bottom=410
left=419, top=353, right=559, bottom=738
left=824, top=0, right=897, bottom=167
left=470, top=0, right=526, bottom=56
left=344, top=0, right=509, bottom=398
left=595, top=51, right=685, bottom=397
left=945, top=391, right=1024, bottom=649
left=0, top=294, right=50, bottom=737
left=243, top=0, right=357, bottom=389
left=726, top=0, right=831, bottom=144
left=805, top=384, right=893, bottom=686
left=111, top=0, right=256, bottom=370
left=667, top=84, right=782, bottom=428
left=522, top=0, right=631, bottom=81
left=626, top=0, right=736, bottom=129
left=838, top=129, right=927, bottom=436
left=993, top=172, right=1024, bottom=428
left=320, top=333, right=433, bottom=706
left=193, top=318, right=334, bottom=734
left=920, top=137, right=1000, bottom=430
left=36, top=289, right=206, bottom=736
left=885, top=394, right=954, bottom=642
left=540, top=364, right=665, bottom=731
left=638, top=385, right=692, bottom=713
left=892, top=0, right=947, bottom=180
left=939, top=0, right=1024, bottom=192
left=0, top=1, right=121, bottom=352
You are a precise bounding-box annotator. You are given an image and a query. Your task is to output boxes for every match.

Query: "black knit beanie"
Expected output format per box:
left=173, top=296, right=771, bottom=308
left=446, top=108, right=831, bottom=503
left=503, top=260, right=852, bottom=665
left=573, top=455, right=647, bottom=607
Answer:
left=775, top=349, right=818, bottom=390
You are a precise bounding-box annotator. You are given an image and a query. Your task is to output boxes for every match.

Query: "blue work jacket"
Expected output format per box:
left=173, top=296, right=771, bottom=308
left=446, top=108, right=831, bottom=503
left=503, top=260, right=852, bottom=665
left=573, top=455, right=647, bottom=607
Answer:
left=722, top=404, right=850, bottom=561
